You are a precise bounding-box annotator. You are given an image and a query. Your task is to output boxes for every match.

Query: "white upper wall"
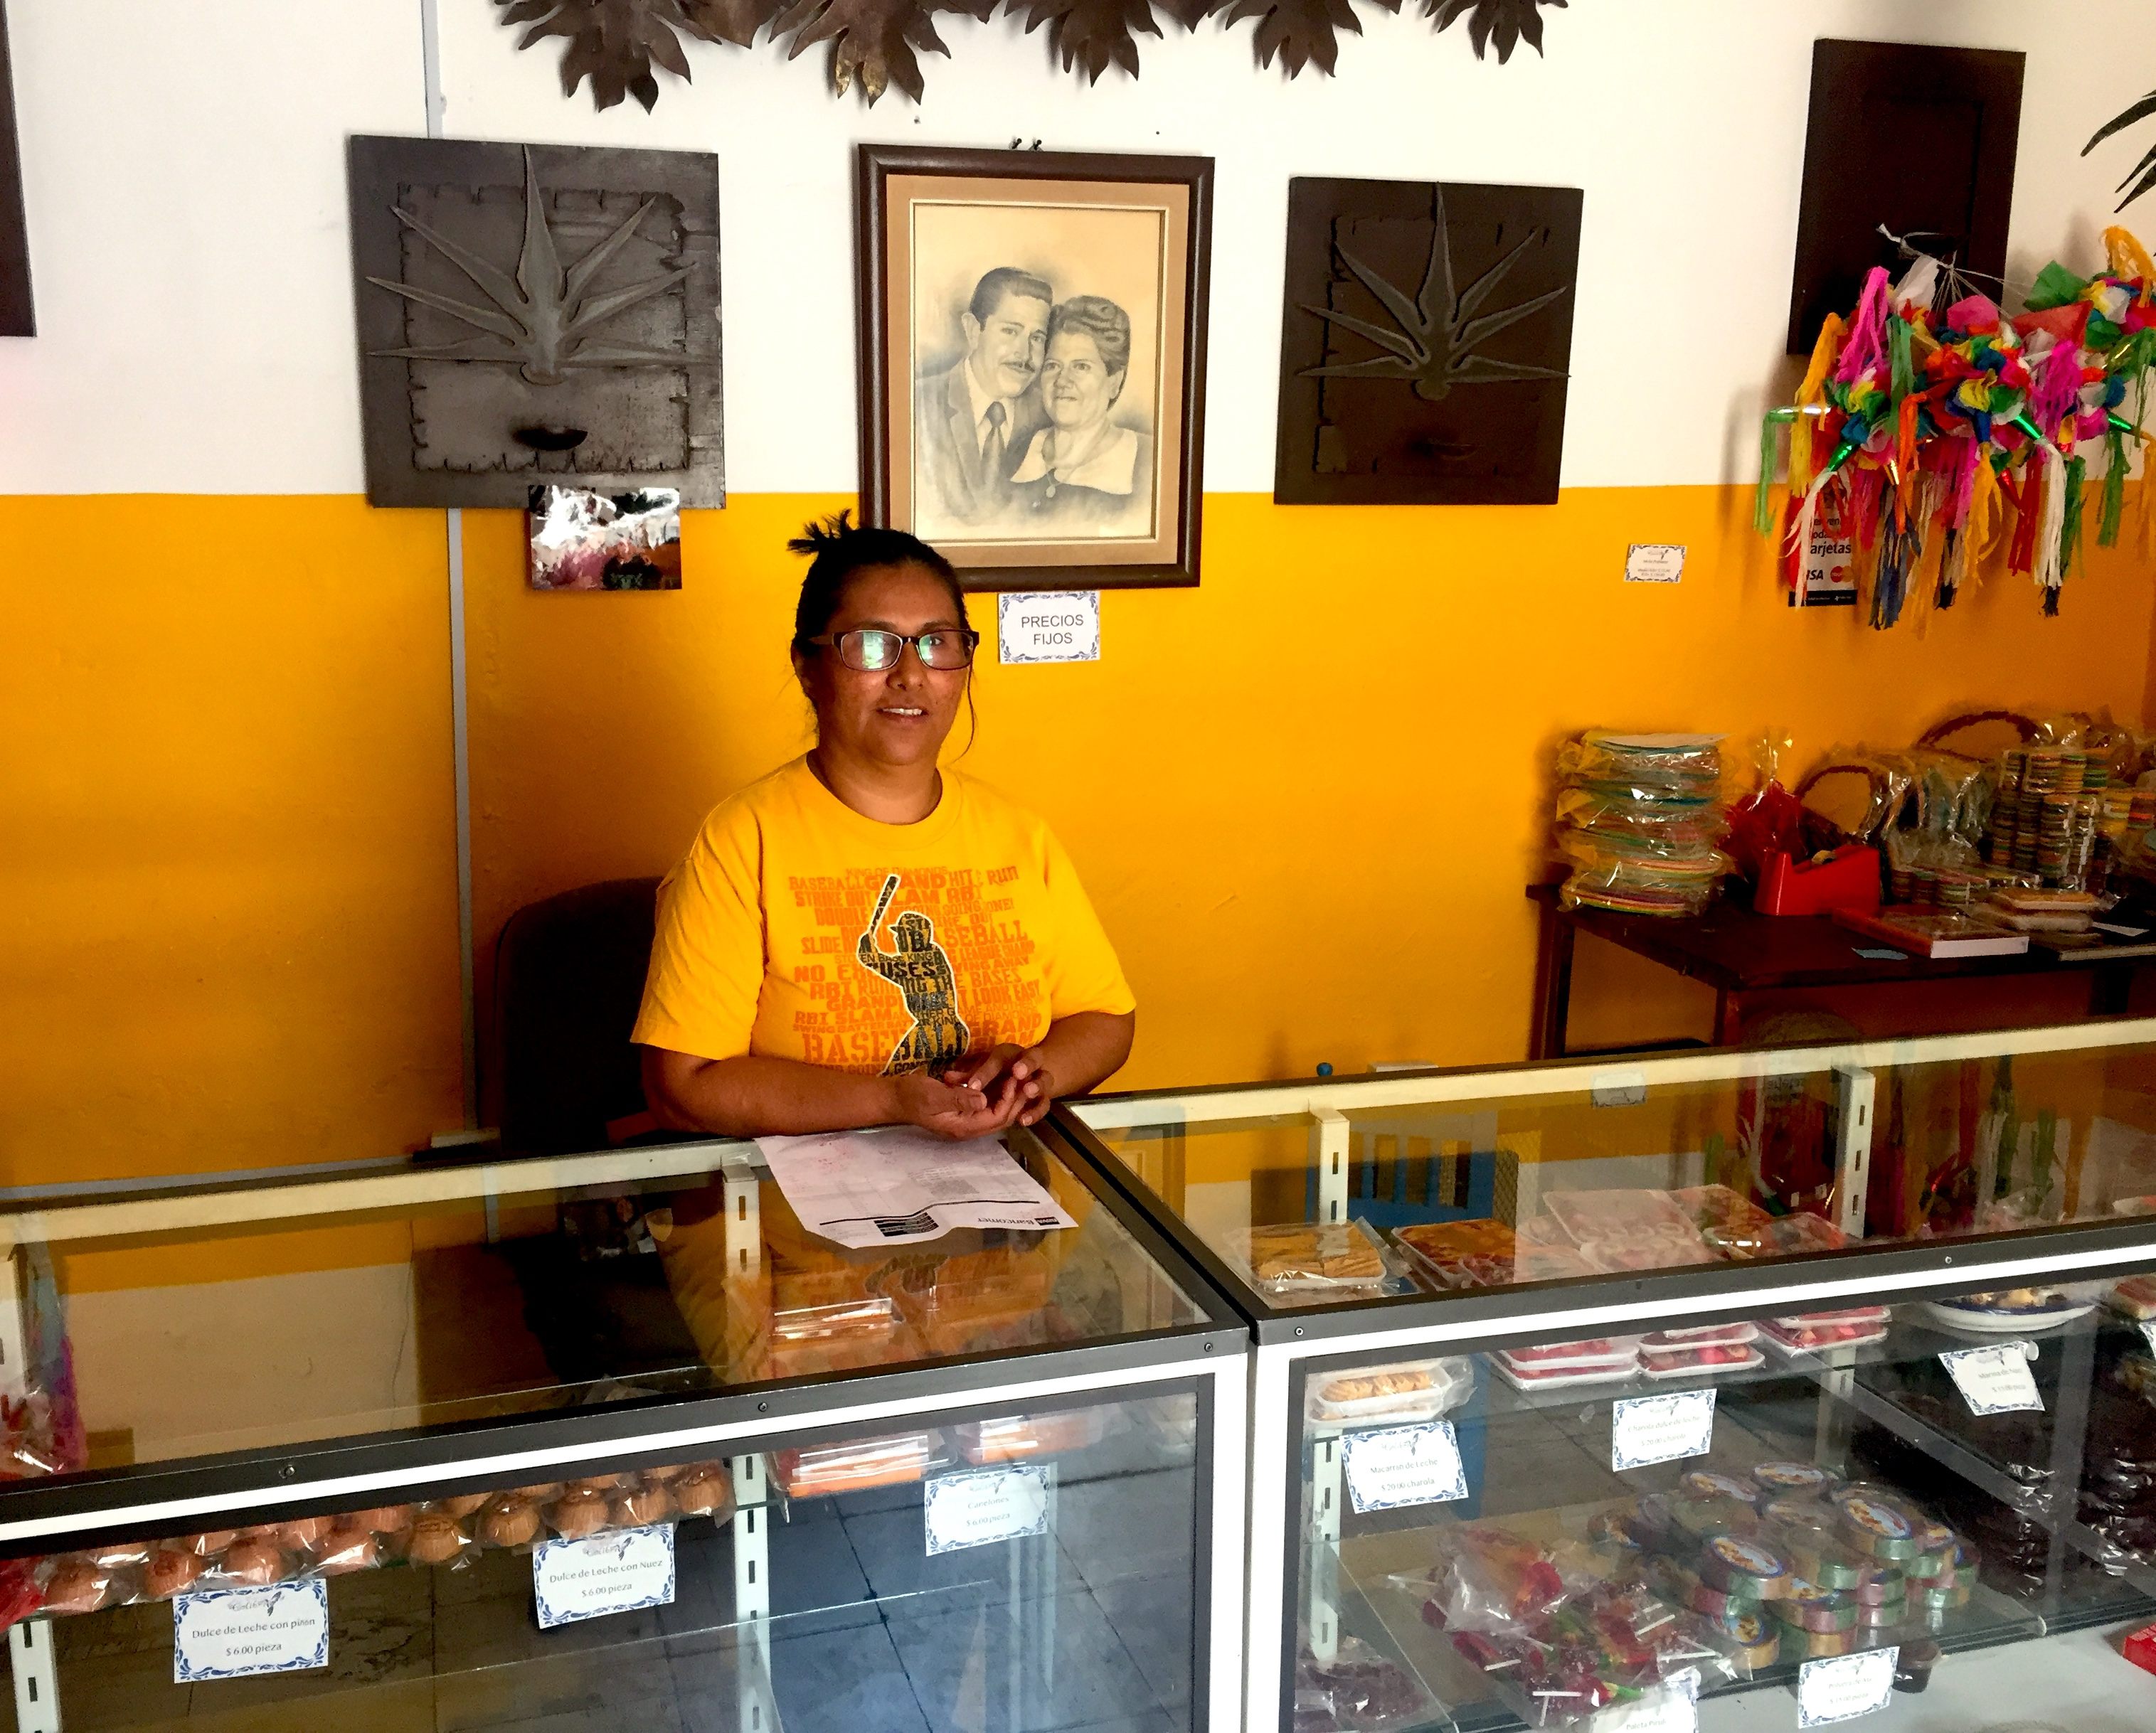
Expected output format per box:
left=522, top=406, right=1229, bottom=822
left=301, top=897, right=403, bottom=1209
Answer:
left=2, top=0, right=2149, bottom=494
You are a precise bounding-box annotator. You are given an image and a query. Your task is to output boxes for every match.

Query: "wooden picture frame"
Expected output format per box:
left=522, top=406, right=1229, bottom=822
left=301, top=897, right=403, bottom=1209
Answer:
left=857, top=145, right=1212, bottom=591
left=0, top=1, right=34, bottom=338
left=1787, top=39, right=2024, bottom=356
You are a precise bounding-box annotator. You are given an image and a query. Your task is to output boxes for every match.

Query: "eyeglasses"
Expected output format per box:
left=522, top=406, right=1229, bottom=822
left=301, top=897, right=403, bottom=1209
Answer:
left=802, top=628, right=980, bottom=671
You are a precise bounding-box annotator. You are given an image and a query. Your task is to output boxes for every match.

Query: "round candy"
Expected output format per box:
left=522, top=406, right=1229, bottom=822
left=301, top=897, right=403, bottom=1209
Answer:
left=1701, top=1534, right=1792, bottom=1596
left=1778, top=1583, right=1858, bottom=1633
left=1837, top=1493, right=1921, bottom=1560
left=1727, top=1611, right=1780, bottom=1670
left=1679, top=1471, right=1760, bottom=1505
left=1752, top=1461, right=1832, bottom=1495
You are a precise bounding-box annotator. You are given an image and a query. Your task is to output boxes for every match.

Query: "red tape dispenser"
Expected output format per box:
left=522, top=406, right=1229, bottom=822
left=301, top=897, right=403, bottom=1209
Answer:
left=1755, top=846, right=1882, bottom=917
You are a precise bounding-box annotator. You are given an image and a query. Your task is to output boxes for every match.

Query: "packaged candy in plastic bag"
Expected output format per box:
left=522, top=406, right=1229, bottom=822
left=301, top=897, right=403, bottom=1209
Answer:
left=1554, top=732, right=1728, bottom=918
left=1722, top=730, right=1811, bottom=885
left=1292, top=1633, right=1440, bottom=1732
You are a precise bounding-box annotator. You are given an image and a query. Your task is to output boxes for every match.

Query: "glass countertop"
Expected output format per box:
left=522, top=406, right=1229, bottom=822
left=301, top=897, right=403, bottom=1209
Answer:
left=0, top=1121, right=1210, bottom=1485
left=1066, top=1020, right=2156, bottom=1320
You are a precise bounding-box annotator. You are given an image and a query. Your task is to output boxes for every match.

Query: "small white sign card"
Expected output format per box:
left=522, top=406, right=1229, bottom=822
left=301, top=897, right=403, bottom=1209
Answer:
left=1796, top=1648, right=1898, bottom=1727
left=532, top=1524, right=676, bottom=1629
left=173, top=1580, right=329, bottom=1683
left=1940, top=1340, right=2044, bottom=1416
left=925, top=1463, right=1051, bottom=1555
left=1592, top=1665, right=1698, bottom=1733
left=998, top=592, right=1100, bottom=664
left=1611, top=1390, right=1717, bottom=1472
left=1624, top=544, right=1686, bottom=585
left=1342, top=1421, right=1470, bottom=1514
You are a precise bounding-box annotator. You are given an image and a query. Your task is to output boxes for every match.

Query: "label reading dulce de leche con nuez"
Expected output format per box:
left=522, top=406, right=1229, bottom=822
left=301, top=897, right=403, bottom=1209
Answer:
left=531, top=1525, right=676, bottom=1629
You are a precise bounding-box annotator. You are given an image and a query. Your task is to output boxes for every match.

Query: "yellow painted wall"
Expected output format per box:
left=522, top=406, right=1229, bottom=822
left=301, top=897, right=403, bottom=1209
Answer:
left=0, top=496, right=466, bottom=1188
left=3, top=486, right=2148, bottom=1194
left=467, top=485, right=2156, bottom=1096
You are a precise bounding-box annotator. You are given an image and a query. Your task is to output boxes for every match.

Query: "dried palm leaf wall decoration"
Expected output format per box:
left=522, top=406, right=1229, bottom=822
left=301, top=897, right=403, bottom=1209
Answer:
left=496, top=0, right=1564, bottom=105
left=2087, top=87, right=2156, bottom=213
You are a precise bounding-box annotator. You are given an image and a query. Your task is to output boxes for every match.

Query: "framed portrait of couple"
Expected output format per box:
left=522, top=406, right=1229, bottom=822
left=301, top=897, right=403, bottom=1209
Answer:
left=857, top=145, right=1214, bottom=591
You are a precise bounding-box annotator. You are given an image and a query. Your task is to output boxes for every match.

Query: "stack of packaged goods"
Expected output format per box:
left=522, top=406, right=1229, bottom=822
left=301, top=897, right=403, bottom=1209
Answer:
left=1493, top=1337, right=1644, bottom=1393
left=1403, top=1521, right=1762, bottom=1726
left=1554, top=732, right=1728, bottom=917
left=1758, top=1307, right=1891, bottom=1355
left=1623, top=1469, right=1972, bottom=1663
left=1987, top=747, right=2108, bottom=890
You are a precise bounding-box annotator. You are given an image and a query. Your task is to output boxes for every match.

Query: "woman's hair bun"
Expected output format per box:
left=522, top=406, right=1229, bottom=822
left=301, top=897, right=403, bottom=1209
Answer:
left=789, top=514, right=965, bottom=647
left=786, top=511, right=855, bottom=558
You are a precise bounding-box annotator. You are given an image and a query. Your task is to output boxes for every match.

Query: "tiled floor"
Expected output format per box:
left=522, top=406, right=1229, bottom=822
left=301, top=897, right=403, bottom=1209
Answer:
left=9, top=1465, right=1199, bottom=1733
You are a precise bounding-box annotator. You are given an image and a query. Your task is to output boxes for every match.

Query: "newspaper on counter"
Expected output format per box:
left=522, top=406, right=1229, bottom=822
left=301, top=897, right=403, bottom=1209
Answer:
left=753, top=1128, right=1078, bottom=1249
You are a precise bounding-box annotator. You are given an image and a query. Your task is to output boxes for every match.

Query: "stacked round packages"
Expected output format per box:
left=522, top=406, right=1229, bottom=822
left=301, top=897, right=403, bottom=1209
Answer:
left=1554, top=732, right=1728, bottom=917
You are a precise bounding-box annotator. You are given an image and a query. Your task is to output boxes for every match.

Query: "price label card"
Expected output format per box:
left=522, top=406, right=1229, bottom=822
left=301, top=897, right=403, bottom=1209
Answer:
left=998, top=592, right=1100, bottom=664
left=924, top=1463, right=1051, bottom=1555
left=1796, top=1648, right=1897, bottom=1727
left=173, top=1581, right=329, bottom=1683
left=1342, top=1421, right=1470, bottom=1513
left=1625, top=544, right=1686, bottom=585
left=1940, top=1341, right=2044, bottom=1416
left=1591, top=1666, right=1697, bottom=1733
left=533, top=1525, right=676, bottom=1629
left=1611, top=1389, right=1716, bottom=1471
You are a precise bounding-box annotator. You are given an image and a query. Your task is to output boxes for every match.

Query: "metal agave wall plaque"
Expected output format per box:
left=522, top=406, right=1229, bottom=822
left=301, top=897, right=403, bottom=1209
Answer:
left=495, top=0, right=1565, bottom=105
left=348, top=136, right=724, bottom=510
left=1274, top=176, right=1581, bottom=506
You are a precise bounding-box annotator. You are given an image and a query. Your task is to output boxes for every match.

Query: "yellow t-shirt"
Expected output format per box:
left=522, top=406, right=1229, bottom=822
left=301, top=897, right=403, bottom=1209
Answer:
left=632, top=758, right=1134, bottom=1074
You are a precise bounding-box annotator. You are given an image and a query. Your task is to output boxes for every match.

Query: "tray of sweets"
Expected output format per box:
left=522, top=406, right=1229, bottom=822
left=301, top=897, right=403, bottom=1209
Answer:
left=1672, top=1184, right=1780, bottom=1256
left=1234, top=1220, right=1391, bottom=1298
left=1582, top=1236, right=1715, bottom=1273
left=1640, top=1343, right=1766, bottom=1379
left=1392, top=1218, right=1517, bottom=1289
left=1306, top=1356, right=1475, bottom=1426
left=1544, top=1189, right=1699, bottom=1246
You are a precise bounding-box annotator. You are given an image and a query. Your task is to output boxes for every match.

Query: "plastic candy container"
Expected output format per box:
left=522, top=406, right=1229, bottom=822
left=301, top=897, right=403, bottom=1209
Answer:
left=2107, top=1274, right=2156, bottom=1321
left=1494, top=1338, right=1642, bottom=1392
left=954, top=1409, right=1108, bottom=1465
left=1760, top=1308, right=1891, bottom=1354
left=1236, top=1220, right=1391, bottom=1299
left=1672, top=1185, right=1780, bottom=1256
left=1543, top=1190, right=1699, bottom=1247
left=1639, top=1324, right=1763, bottom=1379
left=772, top=1431, right=942, bottom=1498
left=1393, top=1219, right=1517, bottom=1290
left=1305, top=1358, right=1474, bottom=1427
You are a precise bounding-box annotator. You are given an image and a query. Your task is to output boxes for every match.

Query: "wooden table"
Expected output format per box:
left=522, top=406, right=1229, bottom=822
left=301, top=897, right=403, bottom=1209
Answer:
left=1526, top=883, right=2144, bottom=1058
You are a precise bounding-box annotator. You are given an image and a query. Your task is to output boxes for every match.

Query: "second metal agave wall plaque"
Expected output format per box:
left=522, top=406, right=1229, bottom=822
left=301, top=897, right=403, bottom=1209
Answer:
left=1274, top=176, right=1581, bottom=506
left=348, top=135, right=723, bottom=510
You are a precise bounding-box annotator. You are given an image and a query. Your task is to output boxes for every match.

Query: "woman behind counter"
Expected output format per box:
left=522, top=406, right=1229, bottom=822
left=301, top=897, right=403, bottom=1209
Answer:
left=635, top=515, right=1135, bottom=1140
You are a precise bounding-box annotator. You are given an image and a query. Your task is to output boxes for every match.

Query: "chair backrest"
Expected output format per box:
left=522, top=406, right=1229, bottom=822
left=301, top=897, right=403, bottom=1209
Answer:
left=492, top=878, right=661, bottom=1157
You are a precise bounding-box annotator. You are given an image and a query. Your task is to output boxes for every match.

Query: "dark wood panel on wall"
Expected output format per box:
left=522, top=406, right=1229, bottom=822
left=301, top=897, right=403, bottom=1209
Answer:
left=0, top=1, right=30, bottom=337
left=1787, top=38, right=2024, bottom=355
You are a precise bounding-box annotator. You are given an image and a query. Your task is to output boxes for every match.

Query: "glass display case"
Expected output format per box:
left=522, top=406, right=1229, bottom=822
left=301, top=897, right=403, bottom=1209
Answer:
left=1062, top=1019, right=2156, bottom=1732
left=0, top=1120, right=1246, bottom=1733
